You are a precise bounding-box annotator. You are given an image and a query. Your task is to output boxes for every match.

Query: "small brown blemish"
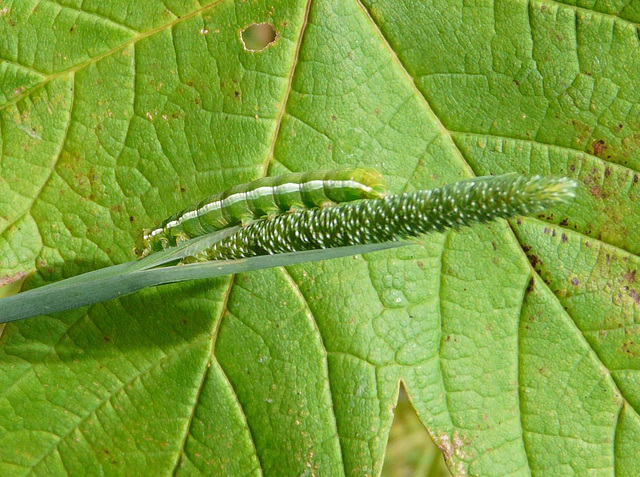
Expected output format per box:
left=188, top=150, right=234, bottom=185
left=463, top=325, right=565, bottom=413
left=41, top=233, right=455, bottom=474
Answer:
left=436, top=434, right=453, bottom=461
left=571, top=277, right=580, bottom=286
left=529, top=254, right=541, bottom=268
left=240, top=23, right=277, bottom=52
left=129, top=216, right=135, bottom=222
left=526, top=279, right=535, bottom=293
left=559, top=218, right=569, bottom=226
left=561, top=233, right=568, bottom=243
left=0, top=271, right=27, bottom=287
left=621, top=339, right=636, bottom=356
left=623, top=270, right=637, bottom=283
left=592, top=139, right=605, bottom=156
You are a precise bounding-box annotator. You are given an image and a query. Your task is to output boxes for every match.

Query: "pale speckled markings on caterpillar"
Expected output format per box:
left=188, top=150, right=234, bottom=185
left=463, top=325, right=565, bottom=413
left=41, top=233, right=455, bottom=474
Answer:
left=136, top=168, right=388, bottom=258
left=194, top=174, right=577, bottom=262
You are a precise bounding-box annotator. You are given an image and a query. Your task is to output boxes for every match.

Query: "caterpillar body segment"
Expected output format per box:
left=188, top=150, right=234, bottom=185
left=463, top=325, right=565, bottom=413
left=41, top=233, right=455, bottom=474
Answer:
left=136, top=168, right=388, bottom=258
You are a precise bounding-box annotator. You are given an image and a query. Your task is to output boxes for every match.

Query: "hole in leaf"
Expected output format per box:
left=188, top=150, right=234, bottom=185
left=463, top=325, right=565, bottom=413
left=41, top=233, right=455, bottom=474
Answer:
left=241, top=23, right=277, bottom=52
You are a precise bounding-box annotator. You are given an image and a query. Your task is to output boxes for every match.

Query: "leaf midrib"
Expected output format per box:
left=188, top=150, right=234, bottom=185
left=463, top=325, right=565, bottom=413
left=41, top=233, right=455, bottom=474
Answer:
left=170, top=0, right=314, bottom=473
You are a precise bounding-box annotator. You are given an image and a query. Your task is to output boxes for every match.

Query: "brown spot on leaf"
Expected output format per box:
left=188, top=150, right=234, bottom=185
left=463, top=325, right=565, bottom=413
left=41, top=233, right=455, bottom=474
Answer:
left=571, top=277, right=580, bottom=286
left=623, top=270, right=637, bottom=283
left=592, top=139, right=606, bottom=156
left=528, top=254, right=541, bottom=268
left=436, top=434, right=453, bottom=461
left=526, top=279, right=535, bottom=293
left=0, top=271, right=27, bottom=287
left=621, top=339, right=636, bottom=357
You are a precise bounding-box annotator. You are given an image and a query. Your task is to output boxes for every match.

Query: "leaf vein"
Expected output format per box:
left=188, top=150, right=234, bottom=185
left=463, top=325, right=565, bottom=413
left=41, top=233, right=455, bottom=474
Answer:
left=518, top=276, right=534, bottom=476
left=261, top=0, right=313, bottom=176
left=0, top=0, right=229, bottom=115
left=281, top=267, right=346, bottom=476
left=353, top=0, right=474, bottom=178
left=25, top=336, right=210, bottom=475
left=39, top=0, right=140, bottom=33
left=170, top=275, right=235, bottom=475
left=452, top=131, right=640, bottom=176
left=0, top=72, right=76, bottom=241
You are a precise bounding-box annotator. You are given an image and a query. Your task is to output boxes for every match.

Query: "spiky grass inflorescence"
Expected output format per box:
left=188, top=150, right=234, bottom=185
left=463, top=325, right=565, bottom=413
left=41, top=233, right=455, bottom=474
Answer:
left=137, top=168, right=387, bottom=258
left=197, top=173, right=577, bottom=261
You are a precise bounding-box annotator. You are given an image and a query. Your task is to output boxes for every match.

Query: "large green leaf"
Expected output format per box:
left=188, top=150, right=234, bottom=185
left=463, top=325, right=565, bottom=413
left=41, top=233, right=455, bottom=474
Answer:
left=0, top=0, right=638, bottom=475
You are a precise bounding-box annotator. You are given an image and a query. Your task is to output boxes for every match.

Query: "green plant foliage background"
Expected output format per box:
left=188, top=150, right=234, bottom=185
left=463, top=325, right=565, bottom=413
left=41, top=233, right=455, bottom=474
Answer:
left=1, top=0, right=639, bottom=475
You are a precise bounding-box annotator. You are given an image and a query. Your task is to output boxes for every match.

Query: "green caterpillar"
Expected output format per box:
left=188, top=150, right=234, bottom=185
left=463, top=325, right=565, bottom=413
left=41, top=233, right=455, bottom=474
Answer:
left=194, top=173, right=577, bottom=261
left=137, top=168, right=387, bottom=257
